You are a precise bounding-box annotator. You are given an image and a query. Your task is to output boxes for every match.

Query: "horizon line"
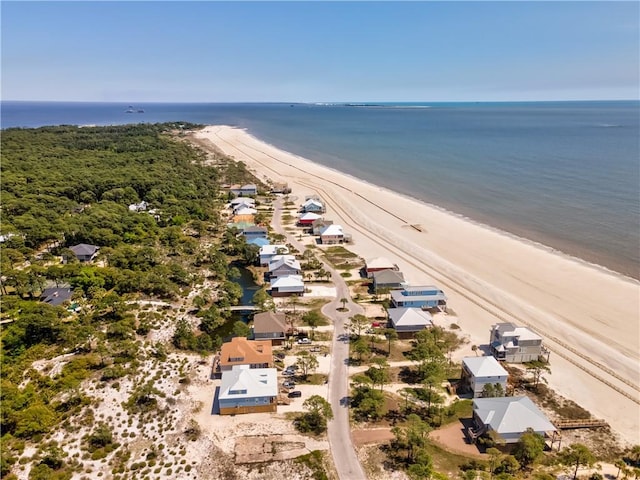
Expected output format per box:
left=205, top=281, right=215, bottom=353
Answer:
left=3, top=99, right=639, bottom=104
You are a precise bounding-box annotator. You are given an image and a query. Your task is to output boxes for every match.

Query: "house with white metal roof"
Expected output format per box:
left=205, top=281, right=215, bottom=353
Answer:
left=218, top=365, right=278, bottom=415
left=461, top=356, right=509, bottom=397
left=259, top=244, right=290, bottom=266
left=470, top=396, right=557, bottom=444
left=269, top=275, right=305, bottom=297
left=300, top=198, right=325, bottom=213
left=319, top=224, right=344, bottom=244
left=387, top=307, right=433, bottom=338
left=268, top=255, right=301, bottom=278
left=489, top=322, right=544, bottom=363
left=298, top=212, right=323, bottom=226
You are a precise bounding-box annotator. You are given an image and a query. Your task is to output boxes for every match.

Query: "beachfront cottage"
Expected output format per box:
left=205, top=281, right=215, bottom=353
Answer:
left=390, top=285, right=447, bottom=310
left=218, top=365, right=278, bottom=415
left=365, top=257, right=399, bottom=278
left=268, top=255, right=302, bottom=278
left=372, top=269, right=406, bottom=293
left=247, top=237, right=270, bottom=248
left=241, top=225, right=268, bottom=241
left=270, top=275, right=305, bottom=297
left=460, top=356, right=509, bottom=398
left=298, top=212, right=323, bottom=227
left=312, top=219, right=333, bottom=236
left=219, top=337, right=274, bottom=372
left=230, top=183, right=258, bottom=197
left=252, top=311, right=288, bottom=345
left=69, top=243, right=100, bottom=262
left=319, top=224, right=344, bottom=245
left=489, top=322, right=544, bottom=363
left=270, top=182, right=291, bottom=194
left=259, top=244, right=290, bottom=266
left=233, top=206, right=258, bottom=217
left=230, top=197, right=256, bottom=209
left=468, top=396, right=557, bottom=444
left=300, top=198, right=325, bottom=213
left=40, top=287, right=73, bottom=307
left=387, top=307, right=433, bottom=338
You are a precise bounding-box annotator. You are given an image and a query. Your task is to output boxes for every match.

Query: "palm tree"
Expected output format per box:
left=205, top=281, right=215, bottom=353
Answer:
left=340, top=297, right=348, bottom=310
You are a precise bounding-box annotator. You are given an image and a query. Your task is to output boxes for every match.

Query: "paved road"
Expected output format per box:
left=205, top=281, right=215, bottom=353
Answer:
left=272, top=198, right=367, bottom=480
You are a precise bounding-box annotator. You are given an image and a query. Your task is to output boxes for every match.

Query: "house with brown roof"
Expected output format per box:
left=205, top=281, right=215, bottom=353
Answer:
left=219, top=337, right=274, bottom=372
left=252, top=311, right=288, bottom=345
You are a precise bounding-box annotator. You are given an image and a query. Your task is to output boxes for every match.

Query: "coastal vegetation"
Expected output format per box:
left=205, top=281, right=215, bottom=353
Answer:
left=0, top=123, right=279, bottom=479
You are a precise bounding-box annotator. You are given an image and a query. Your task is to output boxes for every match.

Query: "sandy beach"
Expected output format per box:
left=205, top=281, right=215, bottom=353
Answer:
left=194, top=125, right=640, bottom=446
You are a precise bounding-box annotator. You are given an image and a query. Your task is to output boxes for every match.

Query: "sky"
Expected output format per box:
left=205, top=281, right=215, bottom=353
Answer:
left=1, top=1, right=639, bottom=102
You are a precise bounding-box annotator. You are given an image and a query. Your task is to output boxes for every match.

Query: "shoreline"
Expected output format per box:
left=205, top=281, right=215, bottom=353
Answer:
left=195, top=125, right=640, bottom=445
left=241, top=127, right=638, bottom=284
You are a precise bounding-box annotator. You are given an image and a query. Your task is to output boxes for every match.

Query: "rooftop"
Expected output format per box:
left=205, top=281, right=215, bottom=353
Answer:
left=219, top=365, right=278, bottom=401
left=463, top=356, right=508, bottom=377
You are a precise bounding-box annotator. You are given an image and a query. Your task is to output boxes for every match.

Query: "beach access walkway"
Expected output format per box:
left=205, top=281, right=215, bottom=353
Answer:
left=272, top=198, right=367, bottom=480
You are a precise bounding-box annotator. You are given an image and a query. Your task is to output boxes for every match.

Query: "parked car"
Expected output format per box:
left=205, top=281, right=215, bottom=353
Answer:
left=275, top=352, right=286, bottom=360
left=283, top=380, right=295, bottom=389
left=297, top=338, right=311, bottom=344
left=288, top=390, right=302, bottom=398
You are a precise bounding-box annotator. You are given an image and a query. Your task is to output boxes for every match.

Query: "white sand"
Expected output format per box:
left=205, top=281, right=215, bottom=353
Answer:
left=194, top=125, right=640, bottom=446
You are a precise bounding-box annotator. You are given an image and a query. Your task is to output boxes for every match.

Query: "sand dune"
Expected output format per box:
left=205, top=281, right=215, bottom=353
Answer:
left=194, top=125, right=640, bottom=446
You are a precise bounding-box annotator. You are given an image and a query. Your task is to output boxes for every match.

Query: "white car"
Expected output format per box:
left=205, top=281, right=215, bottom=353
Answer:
left=297, top=338, right=311, bottom=344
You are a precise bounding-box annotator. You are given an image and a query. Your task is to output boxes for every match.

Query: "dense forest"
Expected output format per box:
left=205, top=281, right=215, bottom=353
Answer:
left=0, top=123, right=263, bottom=479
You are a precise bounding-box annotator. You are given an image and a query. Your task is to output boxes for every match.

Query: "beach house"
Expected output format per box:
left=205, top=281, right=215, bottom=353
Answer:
left=69, top=243, right=100, bottom=262
left=268, top=255, right=302, bottom=278
left=390, top=285, right=447, bottom=310
left=270, top=275, right=305, bottom=297
left=460, top=356, right=509, bottom=397
left=247, top=237, right=270, bottom=248
left=298, top=212, right=323, bottom=227
left=468, top=396, right=557, bottom=444
left=311, top=219, right=333, bottom=236
left=230, top=183, right=258, bottom=197
left=230, top=197, right=256, bottom=210
left=252, top=311, right=288, bottom=345
left=319, top=224, right=345, bottom=245
left=300, top=198, right=325, bottom=213
left=218, top=365, right=278, bottom=415
left=372, top=269, right=406, bottom=292
left=241, top=225, right=268, bottom=241
left=259, top=244, right=290, bottom=266
left=387, top=307, right=433, bottom=338
left=365, top=257, right=399, bottom=278
left=489, top=322, right=544, bottom=363
left=219, top=337, right=274, bottom=372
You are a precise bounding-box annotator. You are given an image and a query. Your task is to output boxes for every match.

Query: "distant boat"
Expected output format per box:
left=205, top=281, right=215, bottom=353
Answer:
left=125, top=105, right=135, bottom=113
left=137, top=109, right=144, bottom=113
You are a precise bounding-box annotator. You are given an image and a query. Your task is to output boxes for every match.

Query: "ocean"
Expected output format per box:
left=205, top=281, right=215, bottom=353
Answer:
left=2, top=100, right=639, bottom=279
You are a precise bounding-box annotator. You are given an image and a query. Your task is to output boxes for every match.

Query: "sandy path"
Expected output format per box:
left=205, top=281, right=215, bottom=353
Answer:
left=194, top=125, right=640, bottom=446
